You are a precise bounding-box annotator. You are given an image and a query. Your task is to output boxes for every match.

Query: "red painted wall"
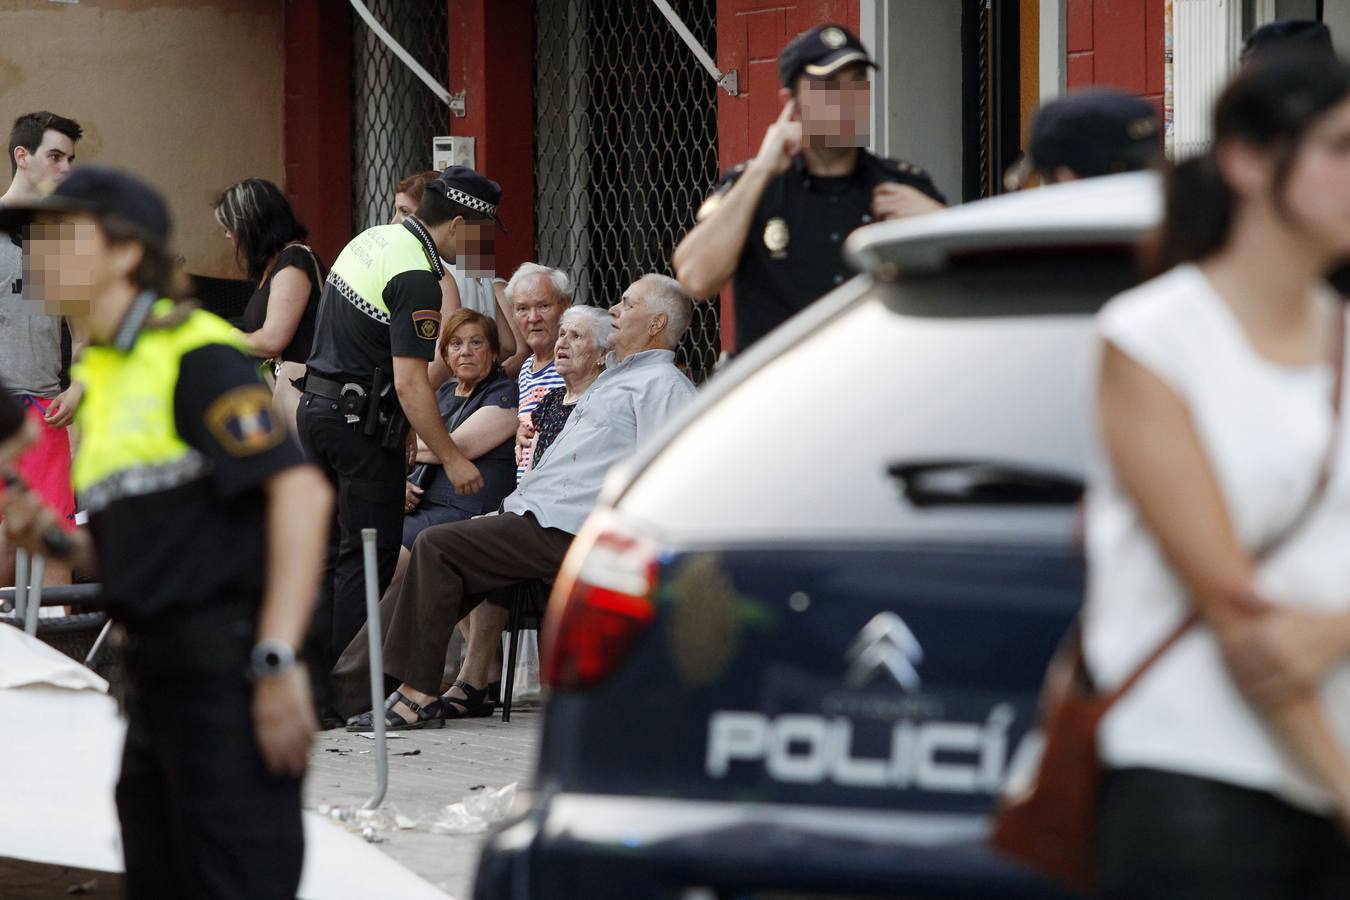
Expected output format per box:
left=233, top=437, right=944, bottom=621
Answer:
left=1066, top=0, right=1166, bottom=116
left=283, top=0, right=353, bottom=268
left=713, top=0, right=861, bottom=351
left=716, top=0, right=862, bottom=178
left=447, top=0, right=535, bottom=277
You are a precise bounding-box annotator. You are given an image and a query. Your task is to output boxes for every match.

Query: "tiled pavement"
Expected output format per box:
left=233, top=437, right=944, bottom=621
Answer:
left=304, top=704, right=542, bottom=900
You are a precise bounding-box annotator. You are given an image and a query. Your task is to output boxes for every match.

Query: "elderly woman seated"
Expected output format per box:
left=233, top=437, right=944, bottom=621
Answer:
left=516, top=305, right=611, bottom=475
left=401, top=309, right=519, bottom=558
left=348, top=303, right=614, bottom=727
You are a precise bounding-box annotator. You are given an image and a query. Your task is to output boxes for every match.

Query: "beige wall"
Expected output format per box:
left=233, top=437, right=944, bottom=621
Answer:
left=0, top=0, right=285, bottom=278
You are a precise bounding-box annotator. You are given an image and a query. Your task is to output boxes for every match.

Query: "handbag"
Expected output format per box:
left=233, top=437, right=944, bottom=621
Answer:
left=990, top=306, right=1347, bottom=894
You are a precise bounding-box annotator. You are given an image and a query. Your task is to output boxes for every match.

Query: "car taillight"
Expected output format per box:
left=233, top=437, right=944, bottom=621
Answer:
left=542, top=513, right=660, bottom=690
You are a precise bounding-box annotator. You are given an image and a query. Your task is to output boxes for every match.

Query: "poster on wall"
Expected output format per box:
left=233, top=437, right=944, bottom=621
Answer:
left=1164, top=0, right=1175, bottom=156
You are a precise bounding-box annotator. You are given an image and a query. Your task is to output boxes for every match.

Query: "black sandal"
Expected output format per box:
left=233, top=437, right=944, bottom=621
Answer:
left=440, top=679, right=494, bottom=719
left=346, top=689, right=447, bottom=732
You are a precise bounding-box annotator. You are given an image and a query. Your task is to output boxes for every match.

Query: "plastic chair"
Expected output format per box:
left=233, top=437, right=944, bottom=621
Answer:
left=501, top=580, right=548, bottom=722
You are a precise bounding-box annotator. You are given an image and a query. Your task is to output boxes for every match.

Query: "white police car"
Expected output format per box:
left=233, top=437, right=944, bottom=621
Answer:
left=475, top=173, right=1161, bottom=899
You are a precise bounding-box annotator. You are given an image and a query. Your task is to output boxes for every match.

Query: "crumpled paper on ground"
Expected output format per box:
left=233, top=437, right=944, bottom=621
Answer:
left=428, top=782, right=517, bottom=835
left=317, top=802, right=419, bottom=843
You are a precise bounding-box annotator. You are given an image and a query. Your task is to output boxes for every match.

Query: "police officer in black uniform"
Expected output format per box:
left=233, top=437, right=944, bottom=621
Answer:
left=300, top=167, right=494, bottom=711
left=0, top=167, right=331, bottom=898
left=674, top=24, right=945, bottom=353
left=1003, top=88, right=1163, bottom=191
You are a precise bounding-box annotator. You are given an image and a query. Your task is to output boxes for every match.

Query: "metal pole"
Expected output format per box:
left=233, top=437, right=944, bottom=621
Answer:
left=24, top=555, right=45, bottom=635
left=360, top=528, right=388, bottom=811
left=13, top=548, right=29, bottom=624
left=85, top=618, right=114, bottom=668
left=650, top=0, right=739, bottom=96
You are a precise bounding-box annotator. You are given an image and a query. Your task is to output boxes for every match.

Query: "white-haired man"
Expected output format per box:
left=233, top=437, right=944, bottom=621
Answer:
left=507, top=262, right=573, bottom=479
left=334, top=273, right=697, bottom=727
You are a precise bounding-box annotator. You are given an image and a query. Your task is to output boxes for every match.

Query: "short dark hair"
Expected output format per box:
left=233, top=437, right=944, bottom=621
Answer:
left=415, top=184, right=490, bottom=227
left=9, top=111, right=83, bottom=176
left=212, top=178, right=310, bottom=283
left=97, top=215, right=189, bottom=300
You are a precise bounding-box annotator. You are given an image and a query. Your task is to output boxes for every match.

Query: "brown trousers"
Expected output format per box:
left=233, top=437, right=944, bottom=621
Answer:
left=330, top=511, right=573, bottom=718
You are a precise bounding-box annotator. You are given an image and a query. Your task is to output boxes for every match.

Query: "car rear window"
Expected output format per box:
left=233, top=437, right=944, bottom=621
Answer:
left=616, top=250, right=1143, bottom=545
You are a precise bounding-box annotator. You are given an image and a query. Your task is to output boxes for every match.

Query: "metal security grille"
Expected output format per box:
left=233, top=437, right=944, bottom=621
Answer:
left=534, top=0, right=721, bottom=381
left=350, top=0, right=449, bottom=233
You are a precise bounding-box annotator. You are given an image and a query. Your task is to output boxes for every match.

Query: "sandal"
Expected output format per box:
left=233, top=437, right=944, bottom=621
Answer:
left=440, top=679, right=494, bottom=719
left=487, top=680, right=502, bottom=707
left=346, top=689, right=446, bottom=732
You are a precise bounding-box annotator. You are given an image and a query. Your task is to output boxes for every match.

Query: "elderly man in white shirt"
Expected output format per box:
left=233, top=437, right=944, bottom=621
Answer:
left=334, top=274, right=697, bottom=727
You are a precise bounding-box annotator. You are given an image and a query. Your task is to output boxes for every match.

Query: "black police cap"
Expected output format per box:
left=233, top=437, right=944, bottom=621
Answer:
left=1242, top=20, right=1335, bottom=63
left=426, top=165, right=507, bottom=232
left=779, top=24, right=876, bottom=87
left=1023, top=88, right=1162, bottom=181
left=0, top=166, right=172, bottom=244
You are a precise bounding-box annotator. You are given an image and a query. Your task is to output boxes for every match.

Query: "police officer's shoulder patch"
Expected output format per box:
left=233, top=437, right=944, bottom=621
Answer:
left=872, top=154, right=947, bottom=205
left=204, top=385, right=285, bottom=457
left=876, top=156, right=930, bottom=180
left=412, top=309, right=441, bottom=341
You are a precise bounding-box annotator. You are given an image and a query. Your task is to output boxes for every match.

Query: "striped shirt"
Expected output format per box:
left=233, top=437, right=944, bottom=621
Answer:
left=516, top=355, right=565, bottom=482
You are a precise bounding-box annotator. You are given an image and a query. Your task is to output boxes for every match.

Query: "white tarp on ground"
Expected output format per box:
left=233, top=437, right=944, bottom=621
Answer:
left=0, top=626, right=450, bottom=900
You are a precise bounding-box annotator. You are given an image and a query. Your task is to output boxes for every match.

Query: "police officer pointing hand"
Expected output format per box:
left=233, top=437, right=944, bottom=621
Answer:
left=674, top=24, right=946, bottom=353
left=300, top=166, right=500, bottom=710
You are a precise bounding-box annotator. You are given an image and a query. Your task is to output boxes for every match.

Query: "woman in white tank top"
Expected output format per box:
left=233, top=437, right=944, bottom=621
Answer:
left=1088, top=57, right=1350, bottom=897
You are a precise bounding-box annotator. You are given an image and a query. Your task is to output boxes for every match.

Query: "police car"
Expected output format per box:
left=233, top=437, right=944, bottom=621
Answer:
left=474, top=173, right=1161, bottom=899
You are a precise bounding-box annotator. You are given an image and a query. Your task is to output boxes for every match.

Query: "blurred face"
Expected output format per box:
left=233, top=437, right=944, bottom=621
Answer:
left=608, top=279, right=664, bottom=357
left=1274, top=97, right=1350, bottom=260
left=15, top=129, right=76, bottom=191
left=792, top=65, right=870, bottom=148
left=390, top=191, right=417, bottom=225
left=457, top=220, right=496, bottom=278
left=512, top=277, right=566, bottom=356
left=443, top=320, right=494, bottom=387
left=25, top=212, right=140, bottom=335
left=554, top=317, right=604, bottom=381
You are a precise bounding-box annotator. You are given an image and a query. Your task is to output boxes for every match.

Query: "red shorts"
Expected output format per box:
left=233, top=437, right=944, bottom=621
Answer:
left=9, top=396, right=76, bottom=521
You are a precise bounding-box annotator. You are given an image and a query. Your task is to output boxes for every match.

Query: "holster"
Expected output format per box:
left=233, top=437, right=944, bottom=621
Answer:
left=362, top=367, right=409, bottom=451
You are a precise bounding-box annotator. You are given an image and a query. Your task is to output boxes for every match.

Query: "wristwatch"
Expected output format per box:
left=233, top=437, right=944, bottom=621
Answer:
left=250, top=638, right=296, bottom=680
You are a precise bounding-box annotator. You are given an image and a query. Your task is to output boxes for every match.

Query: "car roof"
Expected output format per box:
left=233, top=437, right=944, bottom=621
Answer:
left=604, top=173, right=1161, bottom=512
left=845, top=171, right=1162, bottom=278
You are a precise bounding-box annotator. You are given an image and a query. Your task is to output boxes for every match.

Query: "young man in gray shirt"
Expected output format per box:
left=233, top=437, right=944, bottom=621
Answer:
left=0, top=111, right=84, bottom=587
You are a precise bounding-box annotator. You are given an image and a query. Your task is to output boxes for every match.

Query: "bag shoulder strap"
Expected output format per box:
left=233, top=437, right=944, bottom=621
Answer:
left=1102, top=304, right=1347, bottom=708
left=444, top=373, right=503, bottom=434
left=1251, top=304, right=1346, bottom=558
left=260, top=241, right=325, bottom=290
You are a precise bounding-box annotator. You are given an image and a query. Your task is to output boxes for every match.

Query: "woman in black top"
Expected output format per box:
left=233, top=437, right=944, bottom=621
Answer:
left=401, top=309, right=519, bottom=557
left=214, top=178, right=325, bottom=435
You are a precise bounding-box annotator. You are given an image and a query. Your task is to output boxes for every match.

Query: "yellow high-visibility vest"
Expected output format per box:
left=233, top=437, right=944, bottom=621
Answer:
left=327, top=223, right=438, bottom=323
left=72, top=299, right=249, bottom=512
